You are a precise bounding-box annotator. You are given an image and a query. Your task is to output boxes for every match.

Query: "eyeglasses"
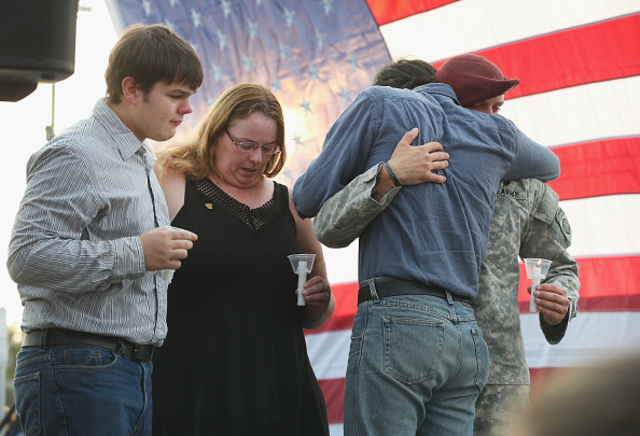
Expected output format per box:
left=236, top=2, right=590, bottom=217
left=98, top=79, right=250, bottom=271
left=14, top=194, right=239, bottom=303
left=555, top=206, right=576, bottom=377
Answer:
left=225, top=128, right=281, bottom=155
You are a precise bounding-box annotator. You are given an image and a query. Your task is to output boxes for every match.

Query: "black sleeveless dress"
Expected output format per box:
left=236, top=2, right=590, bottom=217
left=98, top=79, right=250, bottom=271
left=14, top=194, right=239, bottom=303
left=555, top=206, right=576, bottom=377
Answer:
left=152, top=178, right=329, bottom=436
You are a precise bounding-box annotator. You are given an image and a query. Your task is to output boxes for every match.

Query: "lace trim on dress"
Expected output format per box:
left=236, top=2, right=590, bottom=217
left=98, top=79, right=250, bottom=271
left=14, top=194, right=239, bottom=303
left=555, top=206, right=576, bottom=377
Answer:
left=195, top=178, right=285, bottom=232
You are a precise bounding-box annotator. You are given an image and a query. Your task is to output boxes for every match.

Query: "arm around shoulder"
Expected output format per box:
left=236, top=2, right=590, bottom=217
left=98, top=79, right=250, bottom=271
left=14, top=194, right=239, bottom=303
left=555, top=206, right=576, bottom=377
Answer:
left=313, top=163, right=399, bottom=248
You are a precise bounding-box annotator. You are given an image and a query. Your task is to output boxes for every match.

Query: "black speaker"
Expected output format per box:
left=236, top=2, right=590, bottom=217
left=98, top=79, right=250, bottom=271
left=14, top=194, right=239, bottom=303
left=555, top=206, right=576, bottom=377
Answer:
left=0, top=0, right=78, bottom=101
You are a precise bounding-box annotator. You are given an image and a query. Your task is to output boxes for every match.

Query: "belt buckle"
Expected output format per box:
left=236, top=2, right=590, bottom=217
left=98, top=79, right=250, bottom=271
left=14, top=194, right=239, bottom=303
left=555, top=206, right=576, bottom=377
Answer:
left=132, top=345, right=154, bottom=362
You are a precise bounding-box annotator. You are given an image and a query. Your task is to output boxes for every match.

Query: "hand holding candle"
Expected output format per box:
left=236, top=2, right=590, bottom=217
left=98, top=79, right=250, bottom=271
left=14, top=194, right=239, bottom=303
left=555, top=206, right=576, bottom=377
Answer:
left=296, top=261, right=307, bottom=306
left=523, top=258, right=553, bottom=312
left=163, top=268, right=175, bottom=283
left=163, top=225, right=191, bottom=283
left=288, top=254, right=316, bottom=306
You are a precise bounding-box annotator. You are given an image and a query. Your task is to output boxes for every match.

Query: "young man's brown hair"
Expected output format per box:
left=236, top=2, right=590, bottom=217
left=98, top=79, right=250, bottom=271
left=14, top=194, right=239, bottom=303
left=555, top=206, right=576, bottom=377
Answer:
left=105, top=23, right=203, bottom=104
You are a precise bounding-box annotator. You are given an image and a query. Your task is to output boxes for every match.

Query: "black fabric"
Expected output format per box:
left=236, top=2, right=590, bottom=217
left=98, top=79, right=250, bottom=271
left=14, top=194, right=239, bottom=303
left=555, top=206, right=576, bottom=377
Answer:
left=152, top=178, right=328, bottom=436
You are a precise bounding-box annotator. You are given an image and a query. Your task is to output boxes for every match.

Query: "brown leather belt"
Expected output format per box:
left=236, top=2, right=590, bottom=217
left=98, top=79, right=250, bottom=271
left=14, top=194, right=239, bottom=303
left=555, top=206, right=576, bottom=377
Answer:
left=22, top=329, right=154, bottom=362
left=358, top=278, right=473, bottom=308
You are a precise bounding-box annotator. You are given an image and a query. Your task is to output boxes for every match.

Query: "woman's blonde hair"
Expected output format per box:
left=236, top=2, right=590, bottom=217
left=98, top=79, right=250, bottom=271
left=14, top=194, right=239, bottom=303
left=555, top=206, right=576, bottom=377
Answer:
left=157, top=83, right=286, bottom=180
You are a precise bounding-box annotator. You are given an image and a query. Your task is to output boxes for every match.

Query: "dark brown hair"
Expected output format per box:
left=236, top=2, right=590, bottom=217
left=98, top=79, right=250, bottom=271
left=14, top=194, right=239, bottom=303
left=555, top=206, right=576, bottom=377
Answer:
left=373, top=58, right=437, bottom=89
left=105, top=24, right=203, bottom=104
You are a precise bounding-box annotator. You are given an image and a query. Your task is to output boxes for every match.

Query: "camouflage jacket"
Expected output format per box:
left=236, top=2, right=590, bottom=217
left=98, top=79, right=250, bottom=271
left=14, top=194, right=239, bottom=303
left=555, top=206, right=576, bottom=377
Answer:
left=313, top=163, right=580, bottom=384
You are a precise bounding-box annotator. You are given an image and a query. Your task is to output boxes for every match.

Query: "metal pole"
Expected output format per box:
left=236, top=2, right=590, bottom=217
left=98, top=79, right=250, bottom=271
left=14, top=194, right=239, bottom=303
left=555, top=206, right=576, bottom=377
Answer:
left=45, top=83, right=56, bottom=141
left=0, top=308, right=7, bottom=411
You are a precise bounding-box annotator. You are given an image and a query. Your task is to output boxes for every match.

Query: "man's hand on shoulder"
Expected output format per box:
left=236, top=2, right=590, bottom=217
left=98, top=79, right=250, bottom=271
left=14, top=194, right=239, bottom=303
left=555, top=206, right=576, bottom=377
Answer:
left=388, top=128, right=448, bottom=186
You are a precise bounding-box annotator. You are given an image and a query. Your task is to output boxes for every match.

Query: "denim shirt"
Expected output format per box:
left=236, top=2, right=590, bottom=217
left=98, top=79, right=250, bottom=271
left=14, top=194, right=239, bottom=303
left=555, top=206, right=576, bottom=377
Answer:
left=293, top=83, right=560, bottom=299
left=312, top=170, right=580, bottom=384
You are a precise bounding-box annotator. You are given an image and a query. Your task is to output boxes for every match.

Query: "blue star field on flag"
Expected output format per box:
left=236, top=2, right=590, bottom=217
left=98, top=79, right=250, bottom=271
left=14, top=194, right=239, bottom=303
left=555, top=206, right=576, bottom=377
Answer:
left=108, top=0, right=392, bottom=185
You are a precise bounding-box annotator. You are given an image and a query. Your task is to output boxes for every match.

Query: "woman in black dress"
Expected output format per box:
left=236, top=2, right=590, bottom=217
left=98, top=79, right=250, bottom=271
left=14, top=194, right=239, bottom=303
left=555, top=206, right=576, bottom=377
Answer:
left=152, top=83, right=335, bottom=435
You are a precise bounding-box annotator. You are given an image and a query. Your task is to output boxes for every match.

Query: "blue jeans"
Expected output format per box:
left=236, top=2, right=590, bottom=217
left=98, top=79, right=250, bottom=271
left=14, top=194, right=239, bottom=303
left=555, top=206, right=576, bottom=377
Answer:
left=344, top=292, right=489, bottom=436
left=14, top=343, right=153, bottom=436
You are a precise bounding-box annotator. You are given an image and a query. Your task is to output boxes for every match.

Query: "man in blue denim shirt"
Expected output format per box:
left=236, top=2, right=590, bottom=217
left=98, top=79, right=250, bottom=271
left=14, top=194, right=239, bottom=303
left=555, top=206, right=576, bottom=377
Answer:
left=292, top=61, right=560, bottom=435
left=312, top=56, right=580, bottom=436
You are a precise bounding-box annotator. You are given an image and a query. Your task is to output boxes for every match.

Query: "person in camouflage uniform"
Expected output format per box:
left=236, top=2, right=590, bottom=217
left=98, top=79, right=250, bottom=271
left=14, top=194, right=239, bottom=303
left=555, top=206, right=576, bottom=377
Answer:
left=312, top=56, right=580, bottom=435
left=468, top=177, right=579, bottom=435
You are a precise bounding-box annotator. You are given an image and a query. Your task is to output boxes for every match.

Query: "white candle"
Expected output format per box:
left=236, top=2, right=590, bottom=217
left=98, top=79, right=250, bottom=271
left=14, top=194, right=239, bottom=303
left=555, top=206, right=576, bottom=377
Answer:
left=163, top=226, right=188, bottom=284
left=297, top=261, right=307, bottom=306
left=163, top=269, right=175, bottom=283
left=529, top=266, right=541, bottom=312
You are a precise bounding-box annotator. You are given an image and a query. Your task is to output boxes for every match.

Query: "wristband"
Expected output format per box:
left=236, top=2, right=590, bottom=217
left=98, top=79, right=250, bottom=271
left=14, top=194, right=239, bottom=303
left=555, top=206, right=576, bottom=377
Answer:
left=384, top=161, right=402, bottom=187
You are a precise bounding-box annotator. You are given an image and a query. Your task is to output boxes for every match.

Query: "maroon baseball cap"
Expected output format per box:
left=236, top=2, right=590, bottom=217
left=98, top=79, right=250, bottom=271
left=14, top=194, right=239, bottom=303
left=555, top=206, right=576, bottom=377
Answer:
left=435, top=54, right=519, bottom=107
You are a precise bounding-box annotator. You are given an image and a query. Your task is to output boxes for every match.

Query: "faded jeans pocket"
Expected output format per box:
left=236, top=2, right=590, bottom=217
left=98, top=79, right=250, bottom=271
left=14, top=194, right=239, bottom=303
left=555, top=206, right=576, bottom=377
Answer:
left=471, top=327, right=490, bottom=390
left=383, top=316, right=445, bottom=384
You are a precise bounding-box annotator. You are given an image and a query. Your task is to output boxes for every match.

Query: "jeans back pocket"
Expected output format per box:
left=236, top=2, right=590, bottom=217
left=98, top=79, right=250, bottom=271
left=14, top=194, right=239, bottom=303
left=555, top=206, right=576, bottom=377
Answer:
left=383, top=317, right=445, bottom=384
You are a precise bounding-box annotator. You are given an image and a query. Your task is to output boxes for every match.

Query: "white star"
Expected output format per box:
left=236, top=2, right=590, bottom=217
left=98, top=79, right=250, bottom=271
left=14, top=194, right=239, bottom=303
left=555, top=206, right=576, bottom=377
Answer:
left=191, top=8, right=202, bottom=28
left=321, top=0, right=334, bottom=16
left=169, top=0, right=179, bottom=7
left=300, top=100, right=312, bottom=113
left=256, top=0, right=265, bottom=6
left=270, top=79, right=282, bottom=92
left=221, top=0, right=233, bottom=19
left=142, top=0, right=153, bottom=16
left=211, top=64, right=222, bottom=82
left=278, top=42, right=289, bottom=61
left=217, top=31, right=228, bottom=50
left=308, top=65, right=320, bottom=82
left=242, top=55, right=253, bottom=72
left=339, top=87, right=351, bottom=104
left=283, top=7, right=296, bottom=28
left=348, top=53, right=360, bottom=71
left=313, top=29, right=327, bottom=50
left=164, top=19, right=175, bottom=30
left=248, top=22, right=259, bottom=39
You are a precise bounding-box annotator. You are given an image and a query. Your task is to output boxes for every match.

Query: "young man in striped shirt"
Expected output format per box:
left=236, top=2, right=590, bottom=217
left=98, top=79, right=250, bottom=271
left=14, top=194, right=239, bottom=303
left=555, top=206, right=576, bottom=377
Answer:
left=8, top=24, right=202, bottom=435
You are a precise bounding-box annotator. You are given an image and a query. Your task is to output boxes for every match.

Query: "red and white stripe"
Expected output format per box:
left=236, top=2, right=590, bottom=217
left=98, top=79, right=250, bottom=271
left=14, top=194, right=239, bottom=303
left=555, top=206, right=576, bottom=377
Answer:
left=306, top=1, right=640, bottom=433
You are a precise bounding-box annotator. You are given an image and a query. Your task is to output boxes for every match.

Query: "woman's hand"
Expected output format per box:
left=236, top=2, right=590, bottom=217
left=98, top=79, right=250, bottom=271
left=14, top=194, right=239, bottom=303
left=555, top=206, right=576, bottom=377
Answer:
left=300, top=275, right=335, bottom=329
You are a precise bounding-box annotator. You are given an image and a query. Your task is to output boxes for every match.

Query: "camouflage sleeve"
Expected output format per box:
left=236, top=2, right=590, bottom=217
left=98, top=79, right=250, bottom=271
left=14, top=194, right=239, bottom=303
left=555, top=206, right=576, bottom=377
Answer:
left=312, top=162, right=401, bottom=248
left=521, top=182, right=580, bottom=345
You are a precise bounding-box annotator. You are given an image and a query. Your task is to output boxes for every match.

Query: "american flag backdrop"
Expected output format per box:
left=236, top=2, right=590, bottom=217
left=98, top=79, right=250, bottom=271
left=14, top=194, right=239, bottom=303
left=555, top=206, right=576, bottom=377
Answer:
left=105, top=1, right=640, bottom=434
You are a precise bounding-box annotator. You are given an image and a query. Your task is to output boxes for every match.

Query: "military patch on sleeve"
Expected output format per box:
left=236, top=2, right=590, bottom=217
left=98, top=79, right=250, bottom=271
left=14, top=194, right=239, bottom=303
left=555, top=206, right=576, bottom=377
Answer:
left=498, top=184, right=519, bottom=198
left=557, top=208, right=572, bottom=239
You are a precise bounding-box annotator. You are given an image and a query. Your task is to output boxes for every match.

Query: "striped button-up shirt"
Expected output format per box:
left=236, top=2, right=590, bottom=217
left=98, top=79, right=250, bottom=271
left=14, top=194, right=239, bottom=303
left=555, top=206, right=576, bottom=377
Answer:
left=7, top=99, right=170, bottom=345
